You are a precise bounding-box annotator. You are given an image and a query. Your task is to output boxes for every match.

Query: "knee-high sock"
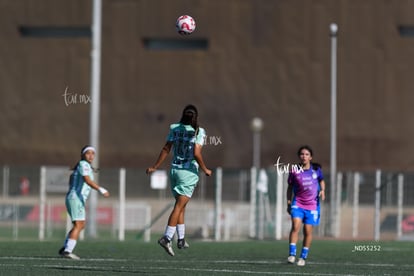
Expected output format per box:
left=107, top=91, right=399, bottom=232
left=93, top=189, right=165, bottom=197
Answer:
left=164, top=226, right=176, bottom=241
left=65, top=239, right=77, bottom=253
left=176, top=224, right=185, bottom=239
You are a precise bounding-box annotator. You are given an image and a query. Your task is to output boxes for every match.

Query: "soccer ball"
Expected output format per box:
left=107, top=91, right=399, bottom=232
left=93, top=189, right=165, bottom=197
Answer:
left=176, top=15, right=196, bottom=35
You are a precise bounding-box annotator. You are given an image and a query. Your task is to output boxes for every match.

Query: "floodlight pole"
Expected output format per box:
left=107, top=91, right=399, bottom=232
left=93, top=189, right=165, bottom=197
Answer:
left=251, top=117, right=264, bottom=169
left=329, top=23, right=338, bottom=237
left=88, top=0, right=102, bottom=238
left=250, top=118, right=263, bottom=239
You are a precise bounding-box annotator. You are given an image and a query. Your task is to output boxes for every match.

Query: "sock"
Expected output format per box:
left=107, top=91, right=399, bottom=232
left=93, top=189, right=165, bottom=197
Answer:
left=176, top=224, right=185, bottom=240
left=65, top=239, right=77, bottom=253
left=289, top=243, right=296, bottom=256
left=164, top=225, right=176, bottom=241
left=63, top=233, right=70, bottom=247
left=300, top=247, right=309, bottom=259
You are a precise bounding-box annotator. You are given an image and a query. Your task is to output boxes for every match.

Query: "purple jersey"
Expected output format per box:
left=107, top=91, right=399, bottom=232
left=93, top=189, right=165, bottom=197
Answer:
left=288, top=165, right=323, bottom=210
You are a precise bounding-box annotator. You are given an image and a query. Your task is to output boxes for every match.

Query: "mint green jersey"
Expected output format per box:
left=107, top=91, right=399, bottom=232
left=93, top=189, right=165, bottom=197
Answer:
left=66, top=160, right=93, bottom=203
left=167, top=123, right=206, bottom=171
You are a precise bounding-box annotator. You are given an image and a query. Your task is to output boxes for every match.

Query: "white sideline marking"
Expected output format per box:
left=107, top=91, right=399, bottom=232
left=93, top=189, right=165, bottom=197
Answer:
left=0, top=263, right=364, bottom=276
left=0, top=256, right=127, bottom=262
left=153, top=259, right=414, bottom=268
left=149, top=266, right=361, bottom=275
left=0, top=256, right=410, bottom=268
left=0, top=256, right=409, bottom=275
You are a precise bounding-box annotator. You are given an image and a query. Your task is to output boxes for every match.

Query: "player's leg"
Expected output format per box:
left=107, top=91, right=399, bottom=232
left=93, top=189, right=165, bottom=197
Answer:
left=165, top=195, right=190, bottom=237
left=176, top=203, right=189, bottom=249
left=287, top=216, right=302, bottom=263
left=173, top=169, right=197, bottom=249
left=289, top=217, right=302, bottom=243
left=176, top=206, right=185, bottom=241
left=297, top=224, right=313, bottom=266
left=158, top=195, right=190, bottom=256
left=63, top=220, right=85, bottom=257
left=60, top=198, right=84, bottom=259
left=69, top=220, right=86, bottom=240
left=302, top=223, right=313, bottom=249
left=158, top=170, right=178, bottom=256
left=177, top=206, right=185, bottom=225
left=63, top=198, right=86, bottom=259
left=159, top=169, right=196, bottom=255
left=59, top=198, right=72, bottom=256
left=162, top=169, right=179, bottom=241
left=297, top=209, right=319, bottom=266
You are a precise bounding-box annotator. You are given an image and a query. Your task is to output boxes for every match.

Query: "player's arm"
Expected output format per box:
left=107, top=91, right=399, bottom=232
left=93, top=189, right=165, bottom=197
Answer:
left=319, top=179, right=326, bottom=200
left=146, top=142, right=173, bottom=174
left=194, top=143, right=212, bottom=176
left=83, top=175, right=110, bottom=197
left=286, top=185, right=293, bottom=214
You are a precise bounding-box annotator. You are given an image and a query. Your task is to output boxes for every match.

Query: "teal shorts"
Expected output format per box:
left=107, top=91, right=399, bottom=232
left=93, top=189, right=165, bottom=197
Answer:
left=65, top=193, right=86, bottom=221
left=170, top=168, right=199, bottom=198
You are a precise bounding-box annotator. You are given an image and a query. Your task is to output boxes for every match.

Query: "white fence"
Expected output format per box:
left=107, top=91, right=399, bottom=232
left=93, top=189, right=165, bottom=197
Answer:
left=1, top=165, right=413, bottom=241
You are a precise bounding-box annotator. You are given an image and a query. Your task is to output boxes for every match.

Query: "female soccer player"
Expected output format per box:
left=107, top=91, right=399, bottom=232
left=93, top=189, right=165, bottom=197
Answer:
left=59, top=145, right=110, bottom=259
left=146, top=104, right=212, bottom=256
left=286, top=145, right=326, bottom=266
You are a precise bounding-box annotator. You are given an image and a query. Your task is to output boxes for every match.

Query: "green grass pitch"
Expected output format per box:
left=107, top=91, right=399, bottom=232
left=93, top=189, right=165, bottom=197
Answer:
left=0, top=239, right=412, bottom=275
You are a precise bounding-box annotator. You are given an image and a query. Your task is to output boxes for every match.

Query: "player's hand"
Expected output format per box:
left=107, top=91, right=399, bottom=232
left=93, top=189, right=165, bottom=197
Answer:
left=319, top=190, right=325, bottom=201
left=286, top=204, right=291, bottom=215
left=98, top=187, right=110, bottom=197
left=204, top=169, right=212, bottom=176
left=146, top=167, right=156, bottom=175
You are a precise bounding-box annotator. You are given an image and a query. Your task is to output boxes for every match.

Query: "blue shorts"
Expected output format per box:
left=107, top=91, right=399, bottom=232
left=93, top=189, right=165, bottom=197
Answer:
left=290, top=205, right=320, bottom=225
left=170, top=168, right=199, bottom=198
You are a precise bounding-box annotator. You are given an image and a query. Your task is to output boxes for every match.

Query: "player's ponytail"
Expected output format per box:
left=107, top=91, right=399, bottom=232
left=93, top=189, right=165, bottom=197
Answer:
left=312, top=163, right=322, bottom=170
left=180, top=104, right=199, bottom=130
left=71, top=162, right=79, bottom=171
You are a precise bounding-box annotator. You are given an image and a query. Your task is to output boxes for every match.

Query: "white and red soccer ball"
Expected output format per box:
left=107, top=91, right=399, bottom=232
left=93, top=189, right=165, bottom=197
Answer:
left=176, top=15, right=196, bottom=35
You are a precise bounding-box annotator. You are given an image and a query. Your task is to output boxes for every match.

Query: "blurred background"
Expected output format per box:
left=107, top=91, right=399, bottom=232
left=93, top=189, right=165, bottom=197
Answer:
left=0, top=0, right=414, bottom=242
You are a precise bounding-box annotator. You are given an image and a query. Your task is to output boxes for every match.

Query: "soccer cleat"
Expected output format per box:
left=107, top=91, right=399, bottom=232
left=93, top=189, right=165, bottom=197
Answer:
left=297, top=258, right=306, bottom=266
left=177, top=239, right=189, bottom=249
left=61, top=251, right=80, bottom=260
left=287, top=256, right=296, bottom=264
left=58, top=247, right=65, bottom=256
left=158, top=236, right=175, bottom=256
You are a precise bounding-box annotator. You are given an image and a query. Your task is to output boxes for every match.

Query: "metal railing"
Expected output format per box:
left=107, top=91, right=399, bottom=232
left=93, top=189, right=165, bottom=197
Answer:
left=1, top=165, right=413, bottom=241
